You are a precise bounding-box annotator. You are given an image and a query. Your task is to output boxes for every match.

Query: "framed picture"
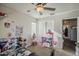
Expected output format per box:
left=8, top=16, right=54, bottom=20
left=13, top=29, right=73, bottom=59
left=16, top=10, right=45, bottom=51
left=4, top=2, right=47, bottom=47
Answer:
left=15, top=25, right=23, bottom=37
left=4, top=22, right=10, bottom=28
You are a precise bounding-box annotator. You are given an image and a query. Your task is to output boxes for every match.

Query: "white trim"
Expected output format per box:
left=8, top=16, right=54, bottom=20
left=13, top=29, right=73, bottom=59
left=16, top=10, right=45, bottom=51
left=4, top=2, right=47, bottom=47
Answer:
left=35, top=9, right=79, bottom=19
left=54, top=9, right=79, bottom=16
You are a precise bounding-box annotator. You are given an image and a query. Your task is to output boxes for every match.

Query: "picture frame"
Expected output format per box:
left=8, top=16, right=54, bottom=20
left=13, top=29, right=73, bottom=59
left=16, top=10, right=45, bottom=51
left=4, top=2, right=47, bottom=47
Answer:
left=4, top=22, right=10, bottom=28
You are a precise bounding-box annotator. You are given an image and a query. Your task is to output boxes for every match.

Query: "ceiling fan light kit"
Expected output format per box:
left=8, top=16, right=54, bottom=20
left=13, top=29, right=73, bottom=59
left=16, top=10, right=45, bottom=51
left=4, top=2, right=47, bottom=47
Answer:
left=36, top=6, right=44, bottom=12
left=36, top=3, right=44, bottom=15
left=31, top=3, right=56, bottom=15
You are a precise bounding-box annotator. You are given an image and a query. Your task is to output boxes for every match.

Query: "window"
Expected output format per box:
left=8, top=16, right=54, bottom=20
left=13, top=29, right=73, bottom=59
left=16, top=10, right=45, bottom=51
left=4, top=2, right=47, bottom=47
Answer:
left=31, top=21, right=54, bottom=36
left=38, top=22, right=45, bottom=35
left=46, top=21, right=54, bottom=32
left=31, top=22, right=36, bottom=35
left=38, top=21, right=54, bottom=35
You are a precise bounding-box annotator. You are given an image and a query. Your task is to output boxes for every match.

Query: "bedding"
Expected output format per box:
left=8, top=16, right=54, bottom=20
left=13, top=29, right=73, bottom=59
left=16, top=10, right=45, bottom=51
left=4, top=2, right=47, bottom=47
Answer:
left=0, top=37, right=37, bottom=56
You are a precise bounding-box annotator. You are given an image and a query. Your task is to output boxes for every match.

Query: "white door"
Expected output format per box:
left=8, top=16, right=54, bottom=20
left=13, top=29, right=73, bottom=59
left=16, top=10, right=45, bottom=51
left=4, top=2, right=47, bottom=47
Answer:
left=76, top=17, right=79, bottom=56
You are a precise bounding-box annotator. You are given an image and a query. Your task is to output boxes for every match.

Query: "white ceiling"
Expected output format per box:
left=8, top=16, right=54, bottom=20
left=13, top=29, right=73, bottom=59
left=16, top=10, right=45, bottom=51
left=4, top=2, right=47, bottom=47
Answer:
left=2, top=3, right=79, bottom=18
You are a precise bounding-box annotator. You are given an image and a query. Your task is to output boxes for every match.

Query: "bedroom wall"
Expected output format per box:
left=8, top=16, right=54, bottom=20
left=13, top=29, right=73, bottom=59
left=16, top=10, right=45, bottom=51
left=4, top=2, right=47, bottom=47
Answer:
left=0, top=4, right=36, bottom=45
left=39, top=9, right=79, bottom=49
left=0, top=4, right=79, bottom=55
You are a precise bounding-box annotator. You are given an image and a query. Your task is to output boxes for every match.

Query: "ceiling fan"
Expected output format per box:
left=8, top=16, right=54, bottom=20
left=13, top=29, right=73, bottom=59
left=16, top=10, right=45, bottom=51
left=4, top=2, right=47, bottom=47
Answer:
left=27, top=3, right=56, bottom=15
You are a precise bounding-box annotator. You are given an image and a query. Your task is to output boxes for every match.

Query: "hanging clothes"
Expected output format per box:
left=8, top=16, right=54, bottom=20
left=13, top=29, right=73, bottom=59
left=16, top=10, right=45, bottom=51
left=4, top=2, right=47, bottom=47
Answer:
left=64, top=27, right=68, bottom=37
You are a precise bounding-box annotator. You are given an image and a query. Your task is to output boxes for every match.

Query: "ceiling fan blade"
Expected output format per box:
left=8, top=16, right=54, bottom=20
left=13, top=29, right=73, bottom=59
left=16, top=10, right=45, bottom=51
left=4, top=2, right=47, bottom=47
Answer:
left=32, top=3, right=34, bottom=5
left=36, top=3, right=42, bottom=6
left=42, top=3, right=47, bottom=6
left=36, top=3, right=47, bottom=6
left=44, top=7, right=56, bottom=11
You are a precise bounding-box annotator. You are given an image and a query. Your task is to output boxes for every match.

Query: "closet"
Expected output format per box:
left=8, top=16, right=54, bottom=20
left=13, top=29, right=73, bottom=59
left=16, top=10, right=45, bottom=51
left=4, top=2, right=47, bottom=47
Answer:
left=62, top=18, right=77, bottom=53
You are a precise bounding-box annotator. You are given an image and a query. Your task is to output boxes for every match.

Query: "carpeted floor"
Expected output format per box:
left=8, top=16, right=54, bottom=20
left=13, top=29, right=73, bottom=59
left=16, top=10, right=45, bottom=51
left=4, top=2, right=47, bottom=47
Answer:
left=27, top=46, right=52, bottom=56
left=27, top=46, right=74, bottom=56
